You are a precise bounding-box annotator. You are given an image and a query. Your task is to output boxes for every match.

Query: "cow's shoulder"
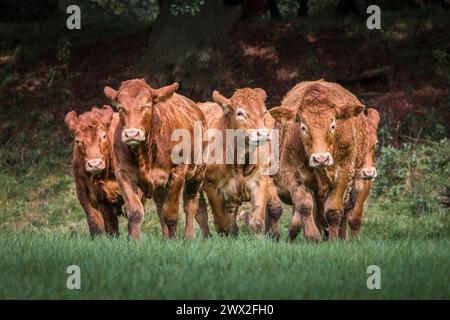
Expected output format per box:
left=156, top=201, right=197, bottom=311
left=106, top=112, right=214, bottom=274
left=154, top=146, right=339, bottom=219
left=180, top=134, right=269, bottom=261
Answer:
left=198, top=101, right=226, bottom=129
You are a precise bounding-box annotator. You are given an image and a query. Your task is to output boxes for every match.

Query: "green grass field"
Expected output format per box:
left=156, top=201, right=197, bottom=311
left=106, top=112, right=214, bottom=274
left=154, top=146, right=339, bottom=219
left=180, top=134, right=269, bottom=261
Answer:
left=0, top=233, right=448, bottom=299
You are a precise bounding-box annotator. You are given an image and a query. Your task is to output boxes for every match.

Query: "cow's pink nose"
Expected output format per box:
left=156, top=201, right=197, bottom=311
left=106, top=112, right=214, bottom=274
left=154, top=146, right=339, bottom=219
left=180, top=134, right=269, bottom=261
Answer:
left=310, top=152, right=333, bottom=167
left=362, top=167, right=377, bottom=179
left=86, top=158, right=105, bottom=172
left=124, top=129, right=140, bottom=138
left=123, top=128, right=145, bottom=144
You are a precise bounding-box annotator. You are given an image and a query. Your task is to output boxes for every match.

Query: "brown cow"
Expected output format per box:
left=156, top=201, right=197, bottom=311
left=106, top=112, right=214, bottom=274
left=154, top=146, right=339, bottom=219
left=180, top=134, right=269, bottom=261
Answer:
left=344, top=108, right=380, bottom=239
left=268, top=80, right=368, bottom=241
left=196, top=88, right=274, bottom=236
left=65, top=106, right=125, bottom=237
left=104, top=79, right=207, bottom=240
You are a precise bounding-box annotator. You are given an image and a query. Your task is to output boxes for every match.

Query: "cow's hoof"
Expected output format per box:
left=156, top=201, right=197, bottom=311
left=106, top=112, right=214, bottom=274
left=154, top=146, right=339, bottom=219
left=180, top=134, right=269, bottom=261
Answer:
left=249, top=218, right=264, bottom=234
left=270, top=231, right=280, bottom=241
left=304, top=232, right=322, bottom=242
left=183, top=234, right=195, bottom=241
left=202, top=233, right=213, bottom=239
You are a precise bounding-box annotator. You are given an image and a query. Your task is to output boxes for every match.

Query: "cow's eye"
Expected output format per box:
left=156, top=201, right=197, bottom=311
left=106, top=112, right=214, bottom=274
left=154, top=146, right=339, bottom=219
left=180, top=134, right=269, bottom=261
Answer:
left=116, top=104, right=123, bottom=112
left=236, top=109, right=246, bottom=119
left=101, top=132, right=107, bottom=140
left=300, top=123, right=308, bottom=134
left=75, top=139, right=82, bottom=146
left=330, top=120, right=336, bottom=131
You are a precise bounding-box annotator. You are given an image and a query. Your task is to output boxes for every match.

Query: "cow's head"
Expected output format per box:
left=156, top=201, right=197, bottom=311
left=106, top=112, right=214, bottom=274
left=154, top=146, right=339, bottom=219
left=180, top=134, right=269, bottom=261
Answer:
left=65, top=106, right=114, bottom=174
left=213, top=88, right=270, bottom=145
left=270, top=90, right=365, bottom=168
left=360, top=108, right=380, bottom=180
left=104, top=79, right=179, bottom=146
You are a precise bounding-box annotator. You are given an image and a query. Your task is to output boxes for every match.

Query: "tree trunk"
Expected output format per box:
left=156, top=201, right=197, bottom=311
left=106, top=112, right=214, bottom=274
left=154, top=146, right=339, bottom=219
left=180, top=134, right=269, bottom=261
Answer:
left=141, top=0, right=239, bottom=95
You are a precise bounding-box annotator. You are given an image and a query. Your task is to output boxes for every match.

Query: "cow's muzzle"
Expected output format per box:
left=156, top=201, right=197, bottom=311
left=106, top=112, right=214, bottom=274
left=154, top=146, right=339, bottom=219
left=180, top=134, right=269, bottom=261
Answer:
left=85, top=158, right=106, bottom=173
left=309, top=152, right=333, bottom=168
left=361, top=167, right=377, bottom=180
left=122, top=128, right=145, bottom=145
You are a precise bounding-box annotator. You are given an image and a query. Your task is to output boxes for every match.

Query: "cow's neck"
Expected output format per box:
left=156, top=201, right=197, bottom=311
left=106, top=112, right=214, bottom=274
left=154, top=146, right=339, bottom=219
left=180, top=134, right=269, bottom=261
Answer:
left=130, top=141, right=151, bottom=174
left=314, top=167, right=335, bottom=196
left=129, top=129, right=164, bottom=193
left=84, top=166, right=111, bottom=200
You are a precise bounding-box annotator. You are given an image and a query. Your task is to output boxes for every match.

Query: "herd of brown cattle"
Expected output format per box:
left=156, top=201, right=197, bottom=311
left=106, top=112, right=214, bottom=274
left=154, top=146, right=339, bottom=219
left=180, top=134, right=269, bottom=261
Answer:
left=65, top=79, right=380, bottom=242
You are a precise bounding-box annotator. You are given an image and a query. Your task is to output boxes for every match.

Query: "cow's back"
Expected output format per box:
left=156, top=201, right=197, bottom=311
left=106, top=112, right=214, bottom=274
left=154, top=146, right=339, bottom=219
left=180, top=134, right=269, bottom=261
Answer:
left=282, top=79, right=363, bottom=112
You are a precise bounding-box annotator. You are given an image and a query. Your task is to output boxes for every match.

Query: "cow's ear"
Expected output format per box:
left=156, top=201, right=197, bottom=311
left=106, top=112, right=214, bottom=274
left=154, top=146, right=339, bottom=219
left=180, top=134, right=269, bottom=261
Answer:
left=104, top=86, right=118, bottom=102
left=337, top=103, right=365, bottom=119
left=254, top=88, right=267, bottom=102
left=212, top=90, right=232, bottom=114
left=269, top=106, right=296, bottom=124
left=153, top=82, right=179, bottom=103
left=64, top=111, right=78, bottom=132
left=367, top=108, right=380, bottom=129
left=100, top=105, right=114, bottom=126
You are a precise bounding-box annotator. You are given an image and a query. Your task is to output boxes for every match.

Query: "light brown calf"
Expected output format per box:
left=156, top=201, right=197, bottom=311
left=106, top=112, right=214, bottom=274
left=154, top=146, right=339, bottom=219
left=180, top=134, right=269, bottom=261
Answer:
left=268, top=80, right=368, bottom=241
left=197, top=88, right=273, bottom=236
left=65, top=106, right=125, bottom=237
left=104, top=79, right=207, bottom=240
left=345, top=108, right=381, bottom=239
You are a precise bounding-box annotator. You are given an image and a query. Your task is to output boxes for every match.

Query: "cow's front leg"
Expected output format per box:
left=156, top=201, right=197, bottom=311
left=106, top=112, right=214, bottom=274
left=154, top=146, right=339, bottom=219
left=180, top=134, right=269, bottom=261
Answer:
left=339, top=183, right=358, bottom=240
left=183, top=178, right=203, bottom=240
left=205, top=186, right=229, bottom=235
left=265, top=179, right=283, bottom=240
left=162, top=170, right=184, bottom=239
left=196, top=191, right=212, bottom=238
left=324, top=198, right=343, bottom=240
left=97, top=202, right=119, bottom=237
left=153, top=189, right=170, bottom=240
left=117, top=169, right=144, bottom=240
left=282, top=168, right=321, bottom=241
left=347, top=203, right=363, bottom=239
left=324, top=170, right=352, bottom=240
left=74, top=179, right=104, bottom=237
left=225, top=201, right=239, bottom=237
left=347, top=180, right=370, bottom=239
left=313, top=193, right=328, bottom=240
left=86, top=206, right=105, bottom=237
left=339, top=212, right=348, bottom=240
left=248, top=177, right=268, bottom=234
left=290, top=184, right=321, bottom=242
